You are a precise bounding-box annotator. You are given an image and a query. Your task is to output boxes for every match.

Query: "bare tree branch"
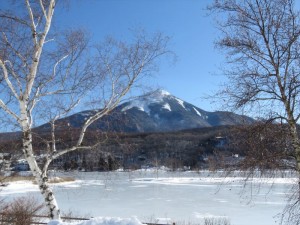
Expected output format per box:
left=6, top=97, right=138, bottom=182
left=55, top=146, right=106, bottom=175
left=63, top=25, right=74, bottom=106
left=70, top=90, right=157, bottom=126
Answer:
left=0, top=1, right=171, bottom=220
left=209, top=0, right=300, bottom=223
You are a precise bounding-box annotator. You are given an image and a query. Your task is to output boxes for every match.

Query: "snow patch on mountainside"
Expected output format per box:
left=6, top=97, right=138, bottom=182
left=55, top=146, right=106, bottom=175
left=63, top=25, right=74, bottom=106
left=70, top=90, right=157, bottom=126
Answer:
left=162, top=103, right=171, bottom=111
left=78, top=111, right=97, bottom=117
left=157, top=89, right=171, bottom=96
left=193, top=107, right=202, bottom=117
left=121, top=100, right=150, bottom=114
left=175, top=98, right=186, bottom=109
left=145, top=89, right=171, bottom=103
left=136, top=106, right=145, bottom=112
left=121, top=90, right=171, bottom=114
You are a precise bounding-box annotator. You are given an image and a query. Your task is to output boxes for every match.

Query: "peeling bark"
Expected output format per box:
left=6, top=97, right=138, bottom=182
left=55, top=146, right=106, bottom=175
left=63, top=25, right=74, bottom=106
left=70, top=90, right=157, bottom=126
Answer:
left=20, top=102, right=61, bottom=220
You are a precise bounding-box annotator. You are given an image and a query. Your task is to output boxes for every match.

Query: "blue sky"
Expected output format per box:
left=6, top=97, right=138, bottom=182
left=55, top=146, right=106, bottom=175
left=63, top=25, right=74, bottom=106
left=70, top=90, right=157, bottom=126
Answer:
left=0, top=0, right=224, bottom=132
left=54, top=0, right=224, bottom=112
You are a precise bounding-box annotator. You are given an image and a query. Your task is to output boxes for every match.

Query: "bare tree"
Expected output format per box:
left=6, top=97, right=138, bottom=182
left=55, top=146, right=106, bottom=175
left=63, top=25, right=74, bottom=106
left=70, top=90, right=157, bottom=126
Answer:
left=0, top=0, right=171, bottom=220
left=227, top=123, right=294, bottom=171
left=209, top=0, right=300, bottom=223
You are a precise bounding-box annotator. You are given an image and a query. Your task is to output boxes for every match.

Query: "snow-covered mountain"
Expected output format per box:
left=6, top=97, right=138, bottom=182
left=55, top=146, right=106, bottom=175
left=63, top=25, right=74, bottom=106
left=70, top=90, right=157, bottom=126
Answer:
left=40, top=90, right=255, bottom=133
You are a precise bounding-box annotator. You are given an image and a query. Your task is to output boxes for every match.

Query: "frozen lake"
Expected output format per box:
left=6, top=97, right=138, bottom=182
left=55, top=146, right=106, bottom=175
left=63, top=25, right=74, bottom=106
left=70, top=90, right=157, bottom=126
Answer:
left=0, top=170, right=296, bottom=225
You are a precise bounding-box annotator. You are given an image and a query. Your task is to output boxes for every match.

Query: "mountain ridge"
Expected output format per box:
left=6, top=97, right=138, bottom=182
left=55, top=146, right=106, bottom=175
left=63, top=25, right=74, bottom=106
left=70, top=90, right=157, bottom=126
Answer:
left=38, top=90, right=255, bottom=133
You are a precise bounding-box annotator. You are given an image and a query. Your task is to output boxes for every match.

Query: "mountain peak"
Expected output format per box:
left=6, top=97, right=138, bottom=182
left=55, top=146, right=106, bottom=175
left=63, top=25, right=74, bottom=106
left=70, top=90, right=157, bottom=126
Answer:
left=145, top=89, right=172, bottom=102
left=121, top=89, right=172, bottom=113
left=154, top=89, right=171, bottom=97
left=38, top=90, right=255, bottom=133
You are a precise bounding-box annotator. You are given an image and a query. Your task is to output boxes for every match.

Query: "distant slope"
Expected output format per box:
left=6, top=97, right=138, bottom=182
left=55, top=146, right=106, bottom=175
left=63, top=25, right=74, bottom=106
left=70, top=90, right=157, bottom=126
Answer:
left=38, top=90, right=255, bottom=133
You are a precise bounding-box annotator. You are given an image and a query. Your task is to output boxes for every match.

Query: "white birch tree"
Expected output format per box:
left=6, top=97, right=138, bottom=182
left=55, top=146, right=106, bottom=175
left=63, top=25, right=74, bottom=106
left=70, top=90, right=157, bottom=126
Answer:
left=0, top=0, right=170, bottom=220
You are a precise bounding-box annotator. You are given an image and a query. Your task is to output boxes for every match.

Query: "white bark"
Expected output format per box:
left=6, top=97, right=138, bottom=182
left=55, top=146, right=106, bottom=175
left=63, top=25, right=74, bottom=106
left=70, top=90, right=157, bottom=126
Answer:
left=20, top=106, right=60, bottom=219
left=22, top=0, right=61, bottom=219
left=0, top=0, right=170, bottom=221
left=5, top=0, right=61, bottom=220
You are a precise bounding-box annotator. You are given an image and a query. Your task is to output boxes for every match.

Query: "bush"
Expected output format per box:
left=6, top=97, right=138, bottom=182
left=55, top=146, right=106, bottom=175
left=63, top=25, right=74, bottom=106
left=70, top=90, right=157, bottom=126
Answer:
left=0, top=196, right=45, bottom=225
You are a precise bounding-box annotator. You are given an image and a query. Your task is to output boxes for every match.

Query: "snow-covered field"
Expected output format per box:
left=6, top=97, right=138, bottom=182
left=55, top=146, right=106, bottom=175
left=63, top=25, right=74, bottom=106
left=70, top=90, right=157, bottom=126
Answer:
left=0, top=170, right=296, bottom=225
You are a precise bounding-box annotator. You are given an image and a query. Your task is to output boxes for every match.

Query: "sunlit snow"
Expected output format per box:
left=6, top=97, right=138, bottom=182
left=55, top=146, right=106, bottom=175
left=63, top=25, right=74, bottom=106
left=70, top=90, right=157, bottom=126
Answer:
left=158, top=90, right=171, bottom=96
left=193, top=107, right=202, bottom=117
left=48, top=217, right=143, bottom=225
left=162, top=103, right=171, bottom=111
left=174, top=98, right=186, bottom=109
left=2, top=170, right=295, bottom=225
left=79, top=111, right=97, bottom=117
left=121, top=90, right=171, bottom=114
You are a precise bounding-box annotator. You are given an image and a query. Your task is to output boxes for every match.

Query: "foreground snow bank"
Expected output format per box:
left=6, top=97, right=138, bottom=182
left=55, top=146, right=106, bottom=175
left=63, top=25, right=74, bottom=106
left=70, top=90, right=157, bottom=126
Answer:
left=48, top=217, right=144, bottom=225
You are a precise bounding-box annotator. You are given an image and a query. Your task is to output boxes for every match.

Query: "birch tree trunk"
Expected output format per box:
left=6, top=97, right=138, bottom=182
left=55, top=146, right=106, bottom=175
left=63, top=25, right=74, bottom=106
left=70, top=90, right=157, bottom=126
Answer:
left=0, top=0, right=171, bottom=221
left=20, top=102, right=61, bottom=219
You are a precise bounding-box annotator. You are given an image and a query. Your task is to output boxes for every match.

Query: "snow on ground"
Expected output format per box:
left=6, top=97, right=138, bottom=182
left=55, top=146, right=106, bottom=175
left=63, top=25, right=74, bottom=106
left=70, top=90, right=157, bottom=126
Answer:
left=48, top=217, right=143, bottom=225
left=0, top=170, right=297, bottom=225
left=132, top=176, right=297, bottom=185
left=0, top=181, right=37, bottom=195
left=0, top=179, right=85, bottom=196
